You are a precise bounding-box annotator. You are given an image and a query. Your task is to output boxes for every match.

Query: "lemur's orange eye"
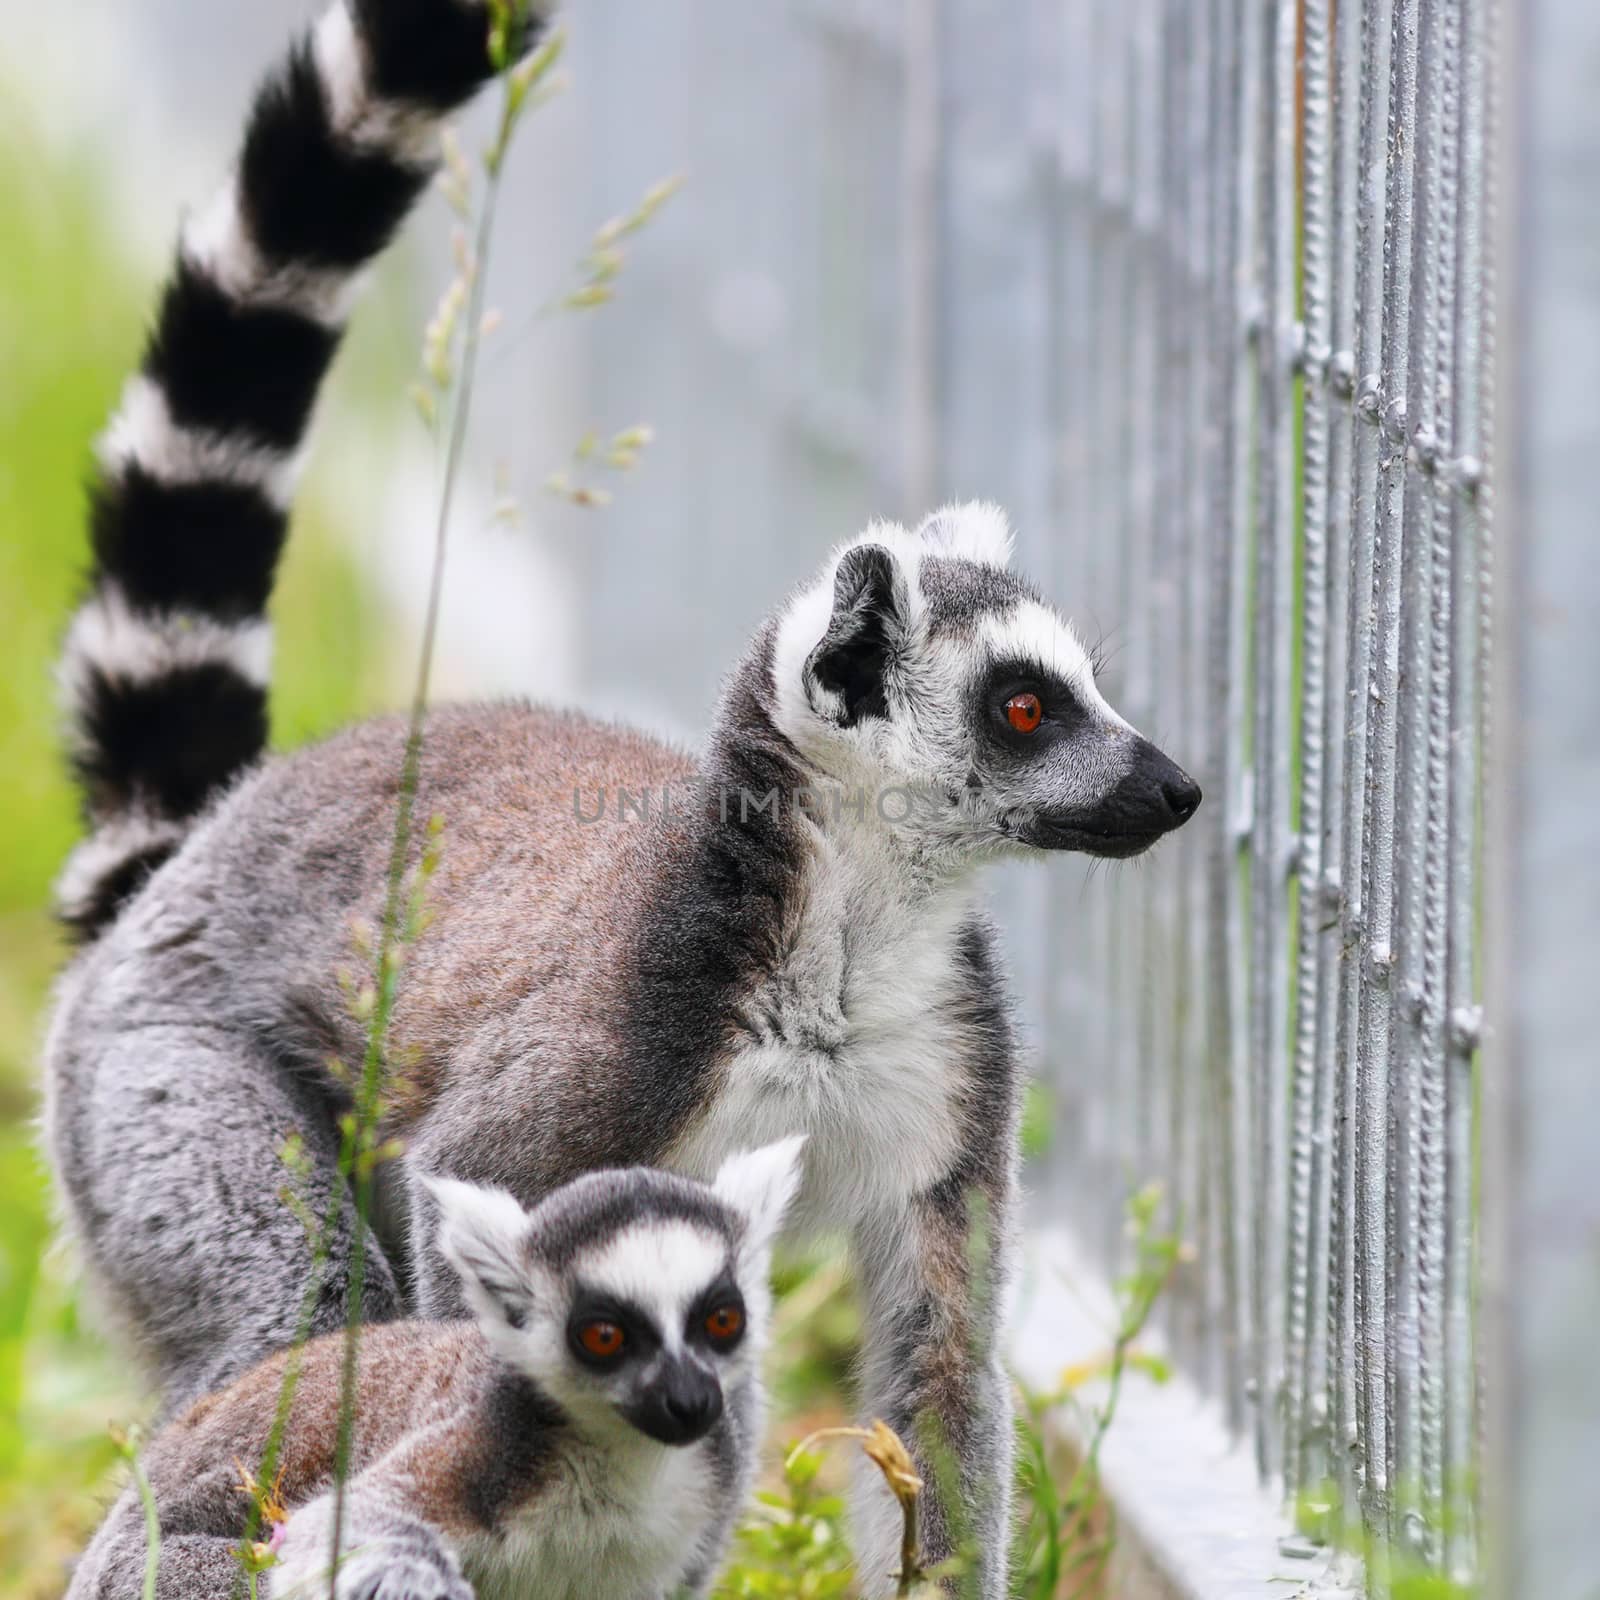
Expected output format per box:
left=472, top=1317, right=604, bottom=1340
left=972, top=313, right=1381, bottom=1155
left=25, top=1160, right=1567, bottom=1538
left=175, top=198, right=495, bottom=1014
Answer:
left=704, top=1305, right=744, bottom=1345
left=577, top=1320, right=625, bottom=1359
left=1005, top=692, right=1043, bottom=734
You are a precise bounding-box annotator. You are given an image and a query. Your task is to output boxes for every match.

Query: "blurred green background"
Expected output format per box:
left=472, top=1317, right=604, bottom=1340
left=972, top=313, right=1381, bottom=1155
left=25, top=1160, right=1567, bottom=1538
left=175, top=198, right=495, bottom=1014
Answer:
left=0, top=119, right=411, bottom=1596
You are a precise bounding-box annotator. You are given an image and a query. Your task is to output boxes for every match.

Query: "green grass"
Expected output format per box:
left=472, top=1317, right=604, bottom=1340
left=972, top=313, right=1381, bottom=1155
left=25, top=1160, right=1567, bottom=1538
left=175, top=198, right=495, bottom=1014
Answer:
left=0, top=122, right=406, bottom=1599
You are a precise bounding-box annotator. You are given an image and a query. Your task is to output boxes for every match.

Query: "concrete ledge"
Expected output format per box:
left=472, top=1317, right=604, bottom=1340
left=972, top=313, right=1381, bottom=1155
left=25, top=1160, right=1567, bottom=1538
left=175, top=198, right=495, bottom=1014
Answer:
left=1009, top=1228, right=1357, bottom=1600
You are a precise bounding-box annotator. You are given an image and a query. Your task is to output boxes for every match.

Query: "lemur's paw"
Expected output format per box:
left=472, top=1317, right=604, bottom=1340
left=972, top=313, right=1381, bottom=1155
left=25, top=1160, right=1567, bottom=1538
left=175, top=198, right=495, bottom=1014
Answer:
left=272, top=1517, right=474, bottom=1600
left=330, top=1546, right=475, bottom=1600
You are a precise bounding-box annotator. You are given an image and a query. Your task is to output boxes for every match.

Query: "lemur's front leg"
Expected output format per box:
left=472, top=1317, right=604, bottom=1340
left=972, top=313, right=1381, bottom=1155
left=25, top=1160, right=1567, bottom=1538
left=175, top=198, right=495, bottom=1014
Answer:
left=852, top=1164, right=1017, bottom=1600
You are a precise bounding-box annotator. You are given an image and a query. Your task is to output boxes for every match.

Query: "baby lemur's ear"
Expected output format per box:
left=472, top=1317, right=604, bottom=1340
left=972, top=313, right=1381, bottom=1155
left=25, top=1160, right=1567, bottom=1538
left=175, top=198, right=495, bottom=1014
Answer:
left=424, top=1175, right=534, bottom=1330
left=714, top=1135, right=807, bottom=1255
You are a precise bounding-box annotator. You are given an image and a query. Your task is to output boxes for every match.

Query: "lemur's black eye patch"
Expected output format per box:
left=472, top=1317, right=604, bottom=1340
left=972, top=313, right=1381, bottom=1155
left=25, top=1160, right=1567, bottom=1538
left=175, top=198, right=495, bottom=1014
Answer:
left=980, top=660, right=1090, bottom=751
left=568, top=1286, right=661, bottom=1368
left=686, top=1272, right=746, bottom=1354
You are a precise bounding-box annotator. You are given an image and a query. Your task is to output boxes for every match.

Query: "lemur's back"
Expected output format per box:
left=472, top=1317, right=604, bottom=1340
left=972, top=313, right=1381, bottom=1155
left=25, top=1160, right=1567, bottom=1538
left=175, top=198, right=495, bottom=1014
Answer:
left=64, top=702, right=696, bottom=1094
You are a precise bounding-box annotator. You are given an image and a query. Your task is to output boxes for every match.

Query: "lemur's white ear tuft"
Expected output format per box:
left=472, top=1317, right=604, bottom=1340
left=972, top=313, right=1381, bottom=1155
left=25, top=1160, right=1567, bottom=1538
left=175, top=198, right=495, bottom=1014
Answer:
left=715, top=1135, right=807, bottom=1253
left=917, top=501, right=1015, bottom=568
left=424, top=1175, right=534, bottom=1330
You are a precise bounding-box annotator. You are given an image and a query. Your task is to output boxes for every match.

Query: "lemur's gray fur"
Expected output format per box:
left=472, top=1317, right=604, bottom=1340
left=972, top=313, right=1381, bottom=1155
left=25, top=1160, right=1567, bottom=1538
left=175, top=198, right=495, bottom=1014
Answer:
left=67, top=1140, right=803, bottom=1600
left=44, top=1, right=1202, bottom=1594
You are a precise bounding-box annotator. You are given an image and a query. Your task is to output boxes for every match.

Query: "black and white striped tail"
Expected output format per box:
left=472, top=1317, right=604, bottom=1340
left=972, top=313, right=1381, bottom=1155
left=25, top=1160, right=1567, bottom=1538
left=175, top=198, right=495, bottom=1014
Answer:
left=57, top=0, right=546, bottom=940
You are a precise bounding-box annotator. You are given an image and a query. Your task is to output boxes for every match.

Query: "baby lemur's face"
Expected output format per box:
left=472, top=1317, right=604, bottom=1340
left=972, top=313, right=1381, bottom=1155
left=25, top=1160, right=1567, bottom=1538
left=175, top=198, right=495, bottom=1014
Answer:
left=555, top=1216, right=753, bottom=1444
left=428, top=1138, right=805, bottom=1447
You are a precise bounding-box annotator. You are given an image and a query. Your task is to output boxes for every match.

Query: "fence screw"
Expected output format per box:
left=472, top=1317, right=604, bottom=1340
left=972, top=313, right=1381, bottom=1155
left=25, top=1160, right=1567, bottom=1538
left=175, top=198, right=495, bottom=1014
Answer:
left=1288, top=319, right=1309, bottom=373
left=1233, top=770, right=1255, bottom=845
left=1400, top=1509, right=1431, bottom=1558
left=1242, top=296, right=1266, bottom=346
left=1452, top=452, right=1485, bottom=496
left=1400, top=980, right=1425, bottom=1024
left=1381, top=395, right=1408, bottom=445
left=1448, top=1005, right=1484, bottom=1054
left=1410, top=427, right=1441, bottom=474
left=1364, top=944, right=1394, bottom=987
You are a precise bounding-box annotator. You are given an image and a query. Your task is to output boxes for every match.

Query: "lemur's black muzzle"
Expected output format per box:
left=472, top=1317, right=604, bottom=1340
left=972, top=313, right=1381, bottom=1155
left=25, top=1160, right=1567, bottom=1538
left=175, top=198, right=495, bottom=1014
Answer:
left=1021, top=736, right=1202, bottom=858
left=625, top=1358, right=724, bottom=1446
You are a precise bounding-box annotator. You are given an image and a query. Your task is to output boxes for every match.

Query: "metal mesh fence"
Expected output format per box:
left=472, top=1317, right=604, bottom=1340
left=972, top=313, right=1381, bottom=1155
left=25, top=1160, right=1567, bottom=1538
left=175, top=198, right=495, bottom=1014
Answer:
left=1035, top=0, right=1498, bottom=1588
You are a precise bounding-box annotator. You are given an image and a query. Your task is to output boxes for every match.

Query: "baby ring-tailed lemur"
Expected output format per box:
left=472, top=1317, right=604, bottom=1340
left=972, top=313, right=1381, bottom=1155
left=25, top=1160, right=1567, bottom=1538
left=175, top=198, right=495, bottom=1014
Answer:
left=44, top=0, right=1201, bottom=1594
left=68, top=1139, right=804, bottom=1600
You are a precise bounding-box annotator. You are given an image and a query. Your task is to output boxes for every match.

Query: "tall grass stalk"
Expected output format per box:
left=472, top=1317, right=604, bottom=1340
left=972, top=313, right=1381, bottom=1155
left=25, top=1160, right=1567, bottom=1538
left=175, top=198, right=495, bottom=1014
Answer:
left=109, top=1425, right=161, bottom=1600
left=232, top=1142, right=346, bottom=1594
left=321, top=11, right=560, bottom=1590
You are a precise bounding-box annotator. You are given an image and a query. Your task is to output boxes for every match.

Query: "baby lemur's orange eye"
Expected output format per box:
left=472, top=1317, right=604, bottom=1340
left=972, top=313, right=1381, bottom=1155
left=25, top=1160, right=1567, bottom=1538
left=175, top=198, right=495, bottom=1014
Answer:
left=577, top=1319, right=625, bottom=1359
left=1005, top=692, right=1043, bottom=734
left=704, top=1305, right=744, bottom=1345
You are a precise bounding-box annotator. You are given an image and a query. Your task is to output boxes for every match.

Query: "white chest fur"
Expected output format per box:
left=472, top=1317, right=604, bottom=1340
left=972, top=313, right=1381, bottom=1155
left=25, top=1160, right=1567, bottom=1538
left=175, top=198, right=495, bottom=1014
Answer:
left=671, top=843, right=978, bottom=1228
left=464, top=1431, right=718, bottom=1600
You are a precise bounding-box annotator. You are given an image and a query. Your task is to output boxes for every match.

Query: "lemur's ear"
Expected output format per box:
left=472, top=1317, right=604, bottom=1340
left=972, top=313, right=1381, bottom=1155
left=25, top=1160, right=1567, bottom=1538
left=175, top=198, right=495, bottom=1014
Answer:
left=803, top=544, right=911, bottom=726
left=715, top=1135, right=807, bottom=1255
left=425, top=1175, right=534, bottom=1331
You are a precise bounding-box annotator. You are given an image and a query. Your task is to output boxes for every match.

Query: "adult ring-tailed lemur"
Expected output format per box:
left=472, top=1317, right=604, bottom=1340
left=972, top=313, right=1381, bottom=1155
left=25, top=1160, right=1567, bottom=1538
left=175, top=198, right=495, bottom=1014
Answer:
left=44, top=1, right=1201, bottom=1595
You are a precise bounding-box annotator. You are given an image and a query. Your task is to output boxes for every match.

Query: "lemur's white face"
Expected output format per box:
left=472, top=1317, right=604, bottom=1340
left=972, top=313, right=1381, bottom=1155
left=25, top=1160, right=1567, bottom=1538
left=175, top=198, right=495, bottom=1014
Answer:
left=427, top=1139, right=804, bottom=1448
left=771, top=503, right=1201, bottom=862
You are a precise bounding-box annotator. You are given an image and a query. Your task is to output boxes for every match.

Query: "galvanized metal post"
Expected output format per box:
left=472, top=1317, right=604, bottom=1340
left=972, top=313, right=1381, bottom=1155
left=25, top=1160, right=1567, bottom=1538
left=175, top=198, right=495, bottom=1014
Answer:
left=1445, top=0, right=1495, bottom=1580
left=1243, top=0, right=1297, bottom=1482
left=1175, top=0, right=1218, bottom=1384
left=1205, top=0, right=1254, bottom=1436
left=1286, top=0, right=1337, bottom=1504
left=1316, top=0, right=1365, bottom=1546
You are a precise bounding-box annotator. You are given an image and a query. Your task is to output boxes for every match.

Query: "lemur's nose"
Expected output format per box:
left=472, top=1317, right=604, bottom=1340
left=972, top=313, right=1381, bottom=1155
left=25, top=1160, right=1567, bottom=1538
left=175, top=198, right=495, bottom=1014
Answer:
left=664, top=1385, right=722, bottom=1437
left=657, top=1366, right=724, bottom=1445
left=1161, top=773, right=1203, bottom=825
left=635, top=1360, right=725, bottom=1446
